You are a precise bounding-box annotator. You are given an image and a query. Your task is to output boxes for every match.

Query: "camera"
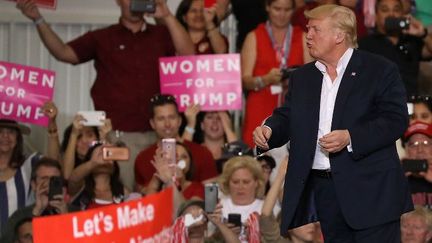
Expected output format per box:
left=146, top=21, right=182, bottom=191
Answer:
left=402, top=159, right=428, bottom=173
left=130, top=0, right=156, bottom=13
left=281, top=66, right=299, bottom=80
left=384, top=17, right=410, bottom=34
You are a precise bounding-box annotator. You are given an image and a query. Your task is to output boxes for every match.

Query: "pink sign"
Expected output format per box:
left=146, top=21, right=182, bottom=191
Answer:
left=0, top=61, right=55, bottom=126
left=5, top=0, right=57, bottom=9
left=159, top=54, right=242, bottom=112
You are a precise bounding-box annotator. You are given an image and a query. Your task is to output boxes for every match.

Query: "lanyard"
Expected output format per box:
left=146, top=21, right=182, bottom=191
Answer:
left=265, top=21, right=292, bottom=69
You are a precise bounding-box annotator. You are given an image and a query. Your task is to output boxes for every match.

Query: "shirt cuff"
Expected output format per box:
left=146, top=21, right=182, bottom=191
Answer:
left=347, top=138, right=353, bottom=152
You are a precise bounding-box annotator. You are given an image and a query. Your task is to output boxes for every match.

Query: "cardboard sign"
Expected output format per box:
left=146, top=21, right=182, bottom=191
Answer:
left=5, top=0, right=57, bottom=9
left=159, top=54, right=242, bottom=112
left=33, top=188, right=173, bottom=243
left=0, top=61, right=55, bottom=127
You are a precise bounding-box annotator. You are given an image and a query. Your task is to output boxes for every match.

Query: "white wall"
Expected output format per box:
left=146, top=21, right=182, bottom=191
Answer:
left=0, top=0, right=238, bottom=153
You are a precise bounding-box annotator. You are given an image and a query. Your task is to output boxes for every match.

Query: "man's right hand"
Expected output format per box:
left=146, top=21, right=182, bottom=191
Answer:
left=253, top=126, right=272, bottom=150
left=17, top=0, right=42, bottom=21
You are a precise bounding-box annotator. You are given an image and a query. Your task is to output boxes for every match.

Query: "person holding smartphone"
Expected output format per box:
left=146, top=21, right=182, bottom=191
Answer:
left=359, top=0, right=432, bottom=97
left=68, top=143, right=130, bottom=209
left=403, top=121, right=432, bottom=208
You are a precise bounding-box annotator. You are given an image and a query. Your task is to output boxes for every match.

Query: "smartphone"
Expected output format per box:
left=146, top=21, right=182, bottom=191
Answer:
left=402, top=159, right=428, bottom=173
left=161, top=138, right=176, bottom=165
left=48, top=176, right=64, bottom=201
left=204, top=0, right=216, bottom=8
left=78, top=111, right=106, bottom=126
left=385, top=17, right=410, bottom=33
left=228, top=213, right=242, bottom=227
left=204, top=183, right=218, bottom=213
left=102, top=146, right=130, bottom=161
left=130, top=0, right=156, bottom=13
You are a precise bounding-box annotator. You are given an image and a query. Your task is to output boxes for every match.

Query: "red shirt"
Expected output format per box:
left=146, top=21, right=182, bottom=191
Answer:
left=183, top=182, right=204, bottom=200
left=68, top=23, right=176, bottom=132
left=134, top=140, right=218, bottom=186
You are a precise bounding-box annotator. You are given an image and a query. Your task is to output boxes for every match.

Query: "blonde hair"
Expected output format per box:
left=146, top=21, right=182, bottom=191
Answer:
left=305, top=4, right=358, bottom=48
left=218, top=156, right=265, bottom=199
left=402, top=206, right=432, bottom=232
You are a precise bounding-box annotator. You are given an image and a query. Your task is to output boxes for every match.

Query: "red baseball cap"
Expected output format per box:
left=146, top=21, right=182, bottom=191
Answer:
left=403, top=121, right=432, bottom=140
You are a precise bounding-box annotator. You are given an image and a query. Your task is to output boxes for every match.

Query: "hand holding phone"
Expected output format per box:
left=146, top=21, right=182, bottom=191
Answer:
left=205, top=183, right=218, bottom=213
left=228, top=213, right=242, bottom=227
left=161, top=138, right=176, bottom=165
left=78, top=111, right=106, bottom=126
left=402, top=159, right=428, bottom=173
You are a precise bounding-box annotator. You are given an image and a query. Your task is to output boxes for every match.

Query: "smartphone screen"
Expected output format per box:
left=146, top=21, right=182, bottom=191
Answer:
left=204, top=0, right=216, bottom=8
left=205, top=183, right=218, bottom=213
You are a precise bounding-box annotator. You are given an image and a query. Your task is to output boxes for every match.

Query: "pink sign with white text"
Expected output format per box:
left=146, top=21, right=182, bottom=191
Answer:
left=159, top=54, right=242, bottom=112
left=0, top=61, right=55, bottom=126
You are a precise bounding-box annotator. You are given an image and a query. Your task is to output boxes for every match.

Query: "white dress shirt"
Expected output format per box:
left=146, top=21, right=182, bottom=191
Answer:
left=312, top=48, right=354, bottom=170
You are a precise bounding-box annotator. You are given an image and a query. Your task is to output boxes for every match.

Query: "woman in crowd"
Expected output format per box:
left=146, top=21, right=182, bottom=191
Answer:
left=147, top=142, right=204, bottom=200
left=68, top=143, right=129, bottom=209
left=176, top=0, right=228, bottom=54
left=61, top=114, right=111, bottom=179
left=241, top=0, right=311, bottom=147
left=183, top=107, right=238, bottom=160
left=218, top=156, right=266, bottom=242
left=0, top=102, right=59, bottom=235
left=410, top=96, right=432, bottom=124
left=401, top=206, right=432, bottom=243
left=172, top=200, right=240, bottom=242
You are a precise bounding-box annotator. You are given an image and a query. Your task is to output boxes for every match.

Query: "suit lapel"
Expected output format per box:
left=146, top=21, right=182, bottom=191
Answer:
left=331, top=50, right=362, bottom=130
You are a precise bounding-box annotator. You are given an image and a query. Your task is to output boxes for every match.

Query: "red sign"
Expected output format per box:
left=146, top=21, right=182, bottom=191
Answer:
left=33, top=188, right=173, bottom=243
left=5, top=0, right=57, bottom=9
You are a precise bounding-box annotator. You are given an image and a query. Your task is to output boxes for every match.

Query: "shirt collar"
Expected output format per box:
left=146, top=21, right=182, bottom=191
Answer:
left=315, top=47, right=354, bottom=75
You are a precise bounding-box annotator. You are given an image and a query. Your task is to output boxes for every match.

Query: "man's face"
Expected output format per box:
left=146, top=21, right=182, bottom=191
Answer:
left=306, top=17, right=339, bottom=61
left=150, top=104, right=182, bottom=139
left=16, top=221, right=33, bottom=243
left=375, top=0, right=404, bottom=34
left=30, top=166, right=62, bottom=195
left=401, top=216, right=432, bottom=243
left=406, top=134, right=432, bottom=159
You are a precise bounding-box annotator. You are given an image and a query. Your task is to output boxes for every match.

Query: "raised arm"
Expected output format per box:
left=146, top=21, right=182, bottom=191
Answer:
left=16, top=0, right=79, bottom=63
left=218, top=111, right=237, bottom=143
left=262, top=157, right=288, bottom=216
left=42, top=101, right=60, bottom=161
left=182, top=104, right=200, bottom=142
left=154, top=0, right=195, bottom=55
left=62, top=115, right=84, bottom=180
left=204, top=6, right=228, bottom=54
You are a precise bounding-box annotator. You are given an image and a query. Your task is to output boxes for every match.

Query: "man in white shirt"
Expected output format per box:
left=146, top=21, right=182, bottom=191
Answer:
left=254, top=4, right=412, bottom=242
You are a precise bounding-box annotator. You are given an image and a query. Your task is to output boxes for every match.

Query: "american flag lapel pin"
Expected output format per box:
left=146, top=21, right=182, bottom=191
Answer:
left=351, top=72, right=356, bottom=76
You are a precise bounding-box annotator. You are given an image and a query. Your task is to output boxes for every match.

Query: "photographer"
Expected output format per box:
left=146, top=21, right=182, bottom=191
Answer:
left=359, top=0, right=432, bottom=96
left=0, top=158, right=77, bottom=243
left=403, top=121, right=432, bottom=208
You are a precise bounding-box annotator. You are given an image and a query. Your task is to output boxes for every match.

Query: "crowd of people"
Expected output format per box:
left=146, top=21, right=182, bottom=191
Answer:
left=0, top=0, right=432, bottom=242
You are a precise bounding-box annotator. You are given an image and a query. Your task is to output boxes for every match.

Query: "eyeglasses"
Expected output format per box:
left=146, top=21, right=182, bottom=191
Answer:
left=407, top=140, right=432, bottom=148
left=150, top=94, right=176, bottom=104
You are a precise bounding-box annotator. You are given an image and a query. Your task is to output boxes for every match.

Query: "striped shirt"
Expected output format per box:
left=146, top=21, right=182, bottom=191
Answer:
left=0, top=153, right=41, bottom=236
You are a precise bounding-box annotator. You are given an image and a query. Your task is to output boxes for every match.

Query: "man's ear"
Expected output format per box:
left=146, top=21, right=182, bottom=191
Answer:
left=335, top=31, right=346, bottom=45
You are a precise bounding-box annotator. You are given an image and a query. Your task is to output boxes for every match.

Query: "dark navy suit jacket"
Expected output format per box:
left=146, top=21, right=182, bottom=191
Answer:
left=264, top=49, right=413, bottom=235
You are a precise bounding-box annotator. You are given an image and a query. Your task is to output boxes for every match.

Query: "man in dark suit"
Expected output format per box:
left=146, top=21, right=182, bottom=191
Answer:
left=253, top=4, right=413, bottom=242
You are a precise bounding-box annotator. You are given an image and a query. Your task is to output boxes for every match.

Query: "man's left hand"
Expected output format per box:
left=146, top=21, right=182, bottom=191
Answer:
left=319, top=130, right=350, bottom=153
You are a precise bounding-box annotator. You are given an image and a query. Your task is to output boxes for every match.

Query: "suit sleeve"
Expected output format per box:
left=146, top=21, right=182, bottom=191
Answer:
left=348, top=62, right=408, bottom=160
left=264, top=72, right=295, bottom=149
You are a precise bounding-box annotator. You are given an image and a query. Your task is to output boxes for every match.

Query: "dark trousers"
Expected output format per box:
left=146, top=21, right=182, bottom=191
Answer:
left=310, top=172, right=401, bottom=243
